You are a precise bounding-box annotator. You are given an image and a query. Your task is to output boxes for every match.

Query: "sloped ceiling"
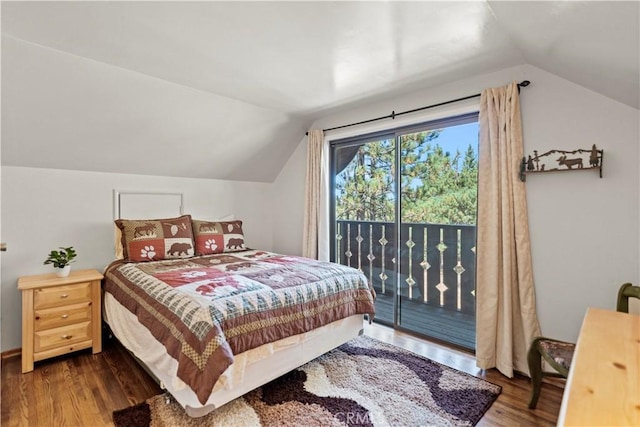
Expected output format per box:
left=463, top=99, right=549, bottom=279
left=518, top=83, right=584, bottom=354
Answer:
left=2, top=1, right=638, bottom=182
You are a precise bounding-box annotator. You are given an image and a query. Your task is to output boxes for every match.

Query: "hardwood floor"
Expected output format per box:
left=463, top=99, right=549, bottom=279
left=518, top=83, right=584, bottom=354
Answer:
left=1, top=338, right=162, bottom=427
left=1, top=324, right=563, bottom=426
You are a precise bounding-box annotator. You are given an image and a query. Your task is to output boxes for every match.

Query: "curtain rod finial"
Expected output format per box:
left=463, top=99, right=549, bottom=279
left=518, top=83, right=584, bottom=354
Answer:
left=519, top=80, right=530, bottom=87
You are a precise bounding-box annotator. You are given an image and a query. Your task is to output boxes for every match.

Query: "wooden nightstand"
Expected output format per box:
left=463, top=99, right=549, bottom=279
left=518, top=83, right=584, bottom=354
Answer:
left=18, top=269, right=103, bottom=373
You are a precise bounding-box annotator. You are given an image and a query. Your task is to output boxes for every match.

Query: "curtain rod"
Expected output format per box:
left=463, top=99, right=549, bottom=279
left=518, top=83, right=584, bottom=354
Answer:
left=306, top=80, right=531, bottom=136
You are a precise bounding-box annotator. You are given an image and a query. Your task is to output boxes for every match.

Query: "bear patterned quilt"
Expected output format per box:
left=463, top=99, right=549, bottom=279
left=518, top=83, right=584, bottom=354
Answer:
left=103, top=250, right=376, bottom=404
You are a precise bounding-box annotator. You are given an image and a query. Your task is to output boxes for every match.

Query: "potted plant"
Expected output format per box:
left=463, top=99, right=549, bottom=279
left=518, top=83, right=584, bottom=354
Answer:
left=44, top=246, right=77, bottom=277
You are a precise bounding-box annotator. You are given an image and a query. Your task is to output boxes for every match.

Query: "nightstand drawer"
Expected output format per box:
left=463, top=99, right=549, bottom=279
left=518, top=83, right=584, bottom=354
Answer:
left=34, top=282, right=91, bottom=309
left=34, top=302, right=92, bottom=331
left=34, top=321, right=91, bottom=352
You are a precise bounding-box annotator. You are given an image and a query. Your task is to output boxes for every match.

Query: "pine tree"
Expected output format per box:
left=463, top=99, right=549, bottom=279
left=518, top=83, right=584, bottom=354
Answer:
left=335, top=132, right=478, bottom=225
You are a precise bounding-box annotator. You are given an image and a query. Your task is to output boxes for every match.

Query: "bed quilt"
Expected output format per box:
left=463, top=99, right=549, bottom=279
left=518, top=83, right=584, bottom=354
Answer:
left=103, top=250, right=376, bottom=404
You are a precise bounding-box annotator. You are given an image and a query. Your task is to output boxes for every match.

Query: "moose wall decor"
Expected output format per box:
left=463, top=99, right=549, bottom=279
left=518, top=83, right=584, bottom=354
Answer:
left=520, top=144, right=603, bottom=182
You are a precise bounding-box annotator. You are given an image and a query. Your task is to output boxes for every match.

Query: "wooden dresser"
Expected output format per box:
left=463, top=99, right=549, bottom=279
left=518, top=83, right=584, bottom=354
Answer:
left=18, top=269, right=103, bottom=373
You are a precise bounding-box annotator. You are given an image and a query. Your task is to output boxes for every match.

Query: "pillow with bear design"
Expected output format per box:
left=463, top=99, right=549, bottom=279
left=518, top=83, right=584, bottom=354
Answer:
left=192, top=219, right=246, bottom=255
left=115, top=215, right=195, bottom=262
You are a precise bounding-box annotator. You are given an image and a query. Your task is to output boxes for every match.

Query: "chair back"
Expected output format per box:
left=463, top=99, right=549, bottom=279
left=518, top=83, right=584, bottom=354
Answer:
left=616, top=283, right=640, bottom=313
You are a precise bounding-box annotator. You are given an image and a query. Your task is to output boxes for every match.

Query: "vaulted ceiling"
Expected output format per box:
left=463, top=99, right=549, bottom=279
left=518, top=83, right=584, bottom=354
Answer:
left=2, top=1, right=638, bottom=182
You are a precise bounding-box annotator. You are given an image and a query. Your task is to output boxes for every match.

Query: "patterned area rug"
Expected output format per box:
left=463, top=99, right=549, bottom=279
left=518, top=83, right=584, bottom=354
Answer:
left=113, top=336, right=501, bottom=427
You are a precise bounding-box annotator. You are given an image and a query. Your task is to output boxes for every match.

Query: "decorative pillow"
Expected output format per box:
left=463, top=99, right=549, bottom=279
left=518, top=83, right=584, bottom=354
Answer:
left=115, top=214, right=195, bottom=262
left=192, top=219, right=246, bottom=255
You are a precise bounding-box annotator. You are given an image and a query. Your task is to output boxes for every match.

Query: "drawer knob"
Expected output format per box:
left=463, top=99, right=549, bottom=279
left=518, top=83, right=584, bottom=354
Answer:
left=61, top=314, right=69, bottom=319
left=60, top=294, right=69, bottom=299
left=61, top=335, right=73, bottom=340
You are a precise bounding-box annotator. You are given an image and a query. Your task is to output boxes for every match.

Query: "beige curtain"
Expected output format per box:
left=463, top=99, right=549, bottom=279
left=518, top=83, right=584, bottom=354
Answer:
left=476, top=82, right=541, bottom=377
left=302, top=129, right=324, bottom=259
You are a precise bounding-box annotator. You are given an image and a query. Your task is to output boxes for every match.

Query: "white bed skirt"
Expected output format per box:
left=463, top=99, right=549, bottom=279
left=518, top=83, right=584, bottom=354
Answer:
left=103, top=292, right=365, bottom=417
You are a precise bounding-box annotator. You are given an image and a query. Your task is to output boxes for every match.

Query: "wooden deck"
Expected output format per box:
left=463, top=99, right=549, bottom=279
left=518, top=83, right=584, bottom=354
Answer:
left=373, top=291, right=476, bottom=350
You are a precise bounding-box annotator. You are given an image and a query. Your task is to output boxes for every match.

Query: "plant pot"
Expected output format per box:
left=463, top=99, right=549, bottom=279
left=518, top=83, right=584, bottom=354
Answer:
left=55, top=265, right=71, bottom=277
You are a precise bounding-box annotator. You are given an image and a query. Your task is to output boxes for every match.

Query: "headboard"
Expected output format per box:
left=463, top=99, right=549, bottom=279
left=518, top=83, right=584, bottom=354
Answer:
left=113, top=190, right=184, bottom=220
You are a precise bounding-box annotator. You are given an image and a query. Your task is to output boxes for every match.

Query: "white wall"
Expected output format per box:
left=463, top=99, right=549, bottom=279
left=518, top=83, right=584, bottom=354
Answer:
left=271, top=141, right=307, bottom=257
left=0, top=166, right=273, bottom=351
left=272, top=64, right=640, bottom=343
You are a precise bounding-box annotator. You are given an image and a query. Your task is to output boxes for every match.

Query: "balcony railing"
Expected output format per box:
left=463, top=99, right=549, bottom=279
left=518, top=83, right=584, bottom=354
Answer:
left=335, top=220, right=477, bottom=317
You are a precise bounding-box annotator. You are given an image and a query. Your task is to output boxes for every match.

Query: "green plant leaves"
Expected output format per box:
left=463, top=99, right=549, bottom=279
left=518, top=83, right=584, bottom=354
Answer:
left=43, top=246, right=77, bottom=268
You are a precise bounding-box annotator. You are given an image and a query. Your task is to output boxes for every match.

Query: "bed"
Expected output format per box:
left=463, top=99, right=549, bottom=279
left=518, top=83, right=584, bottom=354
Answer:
left=102, top=210, right=376, bottom=417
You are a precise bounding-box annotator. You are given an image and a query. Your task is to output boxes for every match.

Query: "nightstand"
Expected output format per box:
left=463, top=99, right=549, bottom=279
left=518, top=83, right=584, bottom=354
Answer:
left=18, top=269, right=103, bottom=373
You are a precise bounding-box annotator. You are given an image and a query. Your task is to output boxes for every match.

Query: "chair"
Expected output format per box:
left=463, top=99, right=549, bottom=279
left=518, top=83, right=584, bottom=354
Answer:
left=616, top=282, right=640, bottom=313
left=527, top=282, right=640, bottom=409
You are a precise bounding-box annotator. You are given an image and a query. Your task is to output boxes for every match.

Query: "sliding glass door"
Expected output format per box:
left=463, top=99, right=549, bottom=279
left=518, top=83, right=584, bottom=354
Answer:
left=331, top=134, right=397, bottom=324
left=330, top=114, right=479, bottom=350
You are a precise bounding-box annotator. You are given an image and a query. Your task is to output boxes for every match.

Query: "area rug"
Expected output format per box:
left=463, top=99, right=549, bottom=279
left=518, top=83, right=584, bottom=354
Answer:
left=113, top=336, right=501, bottom=426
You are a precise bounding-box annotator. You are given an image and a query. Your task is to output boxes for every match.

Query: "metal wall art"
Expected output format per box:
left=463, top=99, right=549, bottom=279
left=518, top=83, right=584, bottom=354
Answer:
left=520, top=144, right=603, bottom=182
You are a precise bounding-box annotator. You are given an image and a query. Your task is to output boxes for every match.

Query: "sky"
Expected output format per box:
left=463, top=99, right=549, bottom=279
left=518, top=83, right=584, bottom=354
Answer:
left=434, top=121, right=478, bottom=159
